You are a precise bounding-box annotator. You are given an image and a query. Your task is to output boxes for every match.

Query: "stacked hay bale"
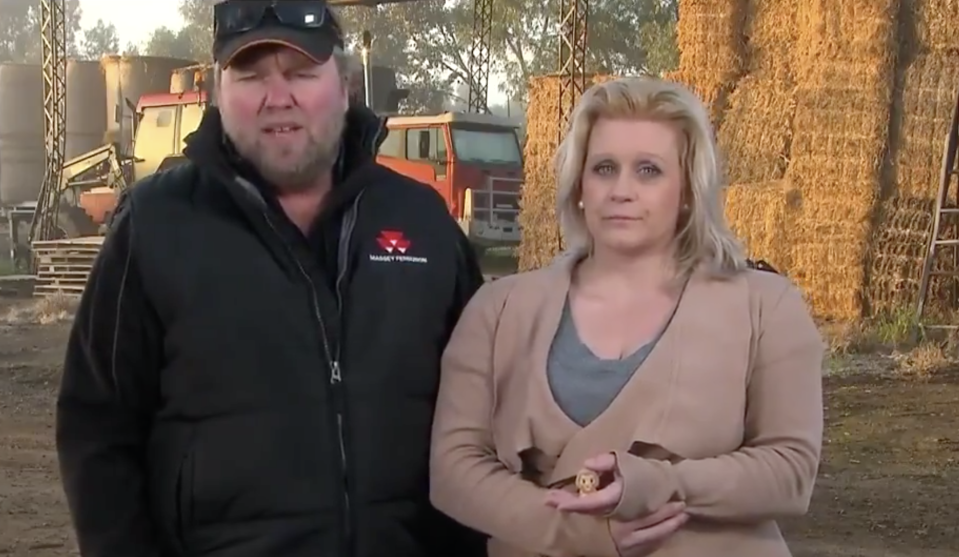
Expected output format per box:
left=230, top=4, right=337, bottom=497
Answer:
left=724, top=182, right=799, bottom=270
left=517, top=75, right=614, bottom=271
left=718, top=0, right=797, bottom=184
left=719, top=0, right=799, bottom=271
left=518, top=77, right=565, bottom=271
left=669, top=0, right=748, bottom=122
left=785, top=0, right=899, bottom=319
left=865, top=0, right=959, bottom=316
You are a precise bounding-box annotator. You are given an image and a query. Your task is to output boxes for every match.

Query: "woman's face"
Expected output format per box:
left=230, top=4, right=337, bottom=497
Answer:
left=579, top=118, right=685, bottom=256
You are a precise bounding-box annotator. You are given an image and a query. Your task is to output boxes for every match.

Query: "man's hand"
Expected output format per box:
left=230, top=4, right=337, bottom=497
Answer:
left=610, top=501, right=688, bottom=556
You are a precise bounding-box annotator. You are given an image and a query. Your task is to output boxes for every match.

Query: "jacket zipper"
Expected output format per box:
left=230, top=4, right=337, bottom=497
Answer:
left=237, top=173, right=365, bottom=554
left=259, top=195, right=360, bottom=555
left=331, top=191, right=364, bottom=547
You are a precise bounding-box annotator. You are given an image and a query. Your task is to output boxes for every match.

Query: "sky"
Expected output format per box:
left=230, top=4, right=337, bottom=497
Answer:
left=79, top=1, right=184, bottom=48
left=77, top=1, right=508, bottom=105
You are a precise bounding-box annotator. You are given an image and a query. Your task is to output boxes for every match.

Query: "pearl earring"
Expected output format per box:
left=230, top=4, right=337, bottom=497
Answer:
left=577, top=200, right=584, bottom=209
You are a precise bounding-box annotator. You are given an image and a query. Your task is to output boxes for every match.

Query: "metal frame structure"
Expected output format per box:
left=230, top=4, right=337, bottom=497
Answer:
left=556, top=0, right=589, bottom=134
left=467, top=0, right=493, bottom=112
left=29, top=0, right=68, bottom=247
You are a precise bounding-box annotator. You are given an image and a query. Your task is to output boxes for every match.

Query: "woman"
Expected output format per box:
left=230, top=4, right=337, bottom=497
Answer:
left=429, top=76, right=823, bottom=557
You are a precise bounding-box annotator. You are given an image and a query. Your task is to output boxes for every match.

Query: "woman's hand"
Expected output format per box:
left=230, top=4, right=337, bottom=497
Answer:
left=610, top=502, right=689, bottom=556
left=544, top=454, right=687, bottom=554
left=546, top=453, right=622, bottom=514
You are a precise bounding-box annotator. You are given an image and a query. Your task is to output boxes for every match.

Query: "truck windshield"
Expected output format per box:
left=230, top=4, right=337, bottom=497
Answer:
left=451, top=127, right=522, bottom=164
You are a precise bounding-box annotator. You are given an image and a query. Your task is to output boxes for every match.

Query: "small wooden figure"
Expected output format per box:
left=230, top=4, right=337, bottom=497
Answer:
left=575, top=469, right=600, bottom=496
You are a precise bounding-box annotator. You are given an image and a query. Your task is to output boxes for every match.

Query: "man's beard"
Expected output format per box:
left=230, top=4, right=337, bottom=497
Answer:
left=225, top=113, right=346, bottom=192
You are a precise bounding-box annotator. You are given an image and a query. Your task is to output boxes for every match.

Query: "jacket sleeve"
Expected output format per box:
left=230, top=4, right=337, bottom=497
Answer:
left=428, top=229, right=490, bottom=557
left=610, top=281, right=824, bottom=522
left=430, top=281, right=620, bottom=557
left=56, top=195, right=163, bottom=557
left=448, top=228, right=486, bottom=325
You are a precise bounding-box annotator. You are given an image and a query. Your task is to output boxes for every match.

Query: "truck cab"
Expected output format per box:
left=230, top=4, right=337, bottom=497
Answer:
left=376, top=112, right=523, bottom=248
left=132, top=90, right=205, bottom=179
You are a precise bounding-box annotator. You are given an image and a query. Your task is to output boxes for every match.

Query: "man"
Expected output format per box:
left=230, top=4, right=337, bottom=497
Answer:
left=55, top=1, right=487, bottom=556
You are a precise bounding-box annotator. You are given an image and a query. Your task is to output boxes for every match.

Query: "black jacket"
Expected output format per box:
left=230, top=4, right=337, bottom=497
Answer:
left=56, top=106, right=487, bottom=557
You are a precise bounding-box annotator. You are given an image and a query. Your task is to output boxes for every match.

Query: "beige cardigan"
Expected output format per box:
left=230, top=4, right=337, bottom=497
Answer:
left=430, top=259, right=824, bottom=557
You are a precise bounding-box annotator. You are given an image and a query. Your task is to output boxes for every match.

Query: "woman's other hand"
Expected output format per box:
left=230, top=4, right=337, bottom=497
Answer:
left=545, top=454, right=687, bottom=553
left=546, top=453, right=622, bottom=514
left=610, top=502, right=688, bottom=556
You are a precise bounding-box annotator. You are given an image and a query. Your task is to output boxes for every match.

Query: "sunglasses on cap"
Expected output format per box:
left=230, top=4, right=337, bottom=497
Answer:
left=214, top=0, right=333, bottom=38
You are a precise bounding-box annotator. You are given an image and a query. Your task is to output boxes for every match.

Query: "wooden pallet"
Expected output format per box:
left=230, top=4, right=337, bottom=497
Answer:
left=31, top=236, right=104, bottom=297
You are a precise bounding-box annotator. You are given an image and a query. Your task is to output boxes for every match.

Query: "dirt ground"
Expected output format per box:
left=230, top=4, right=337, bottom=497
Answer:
left=0, top=298, right=957, bottom=556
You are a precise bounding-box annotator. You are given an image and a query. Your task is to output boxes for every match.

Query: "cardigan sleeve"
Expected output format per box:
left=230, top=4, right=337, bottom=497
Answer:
left=429, top=279, right=620, bottom=557
left=610, top=278, right=824, bottom=522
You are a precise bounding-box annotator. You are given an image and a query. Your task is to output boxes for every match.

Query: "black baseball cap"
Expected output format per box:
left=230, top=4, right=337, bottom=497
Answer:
left=213, top=0, right=344, bottom=67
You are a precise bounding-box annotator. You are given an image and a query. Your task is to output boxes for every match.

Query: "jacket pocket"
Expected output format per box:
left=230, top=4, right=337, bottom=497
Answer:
left=174, top=441, right=196, bottom=549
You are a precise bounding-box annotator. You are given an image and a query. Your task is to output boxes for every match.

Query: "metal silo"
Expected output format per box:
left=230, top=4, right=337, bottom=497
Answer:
left=0, top=63, right=44, bottom=206
left=170, top=64, right=214, bottom=94
left=66, top=59, right=108, bottom=160
left=170, top=68, right=191, bottom=94
left=100, top=55, right=196, bottom=153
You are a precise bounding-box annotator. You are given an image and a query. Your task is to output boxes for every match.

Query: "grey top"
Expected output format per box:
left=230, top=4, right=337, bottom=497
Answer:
left=546, top=298, right=672, bottom=427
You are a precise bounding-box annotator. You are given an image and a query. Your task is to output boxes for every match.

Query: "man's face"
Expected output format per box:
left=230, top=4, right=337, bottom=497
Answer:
left=217, top=45, right=348, bottom=191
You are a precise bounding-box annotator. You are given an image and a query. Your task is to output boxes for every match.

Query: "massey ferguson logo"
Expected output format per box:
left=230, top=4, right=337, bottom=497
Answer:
left=370, top=230, right=428, bottom=264
left=377, top=230, right=409, bottom=254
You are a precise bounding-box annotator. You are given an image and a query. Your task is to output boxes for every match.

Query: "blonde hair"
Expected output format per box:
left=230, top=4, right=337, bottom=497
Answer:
left=555, top=76, right=747, bottom=278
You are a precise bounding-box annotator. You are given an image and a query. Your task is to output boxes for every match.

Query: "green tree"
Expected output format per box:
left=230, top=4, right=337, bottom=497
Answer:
left=142, top=0, right=215, bottom=62
left=174, top=0, right=216, bottom=61
left=143, top=27, right=197, bottom=60
left=0, top=0, right=83, bottom=62
left=79, top=18, right=119, bottom=60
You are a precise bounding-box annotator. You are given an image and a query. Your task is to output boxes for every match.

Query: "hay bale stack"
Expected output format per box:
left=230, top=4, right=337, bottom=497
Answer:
left=744, top=0, right=797, bottom=79
left=717, top=0, right=798, bottom=185
left=914, top=0, right=959, bottom=50
left=672, top=0, right=748, bottom=121
left=893, top=53, right=959, bottom=199
left=676, top=0, right=746, bottom=81
left=866, top=196, right=939, bottom=314
left=724, top=180, right=798, bottom=271
left=517, top=75, right=615, bottom=271
left=790, top=0, right=896, bottom=87
left=785, top=0, right=898, bottom=319
left=866, top=0, right=959, bottom=315
left=518, top=76, right=564, bottom=271
left=717, top=77, right=795, bottom=184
